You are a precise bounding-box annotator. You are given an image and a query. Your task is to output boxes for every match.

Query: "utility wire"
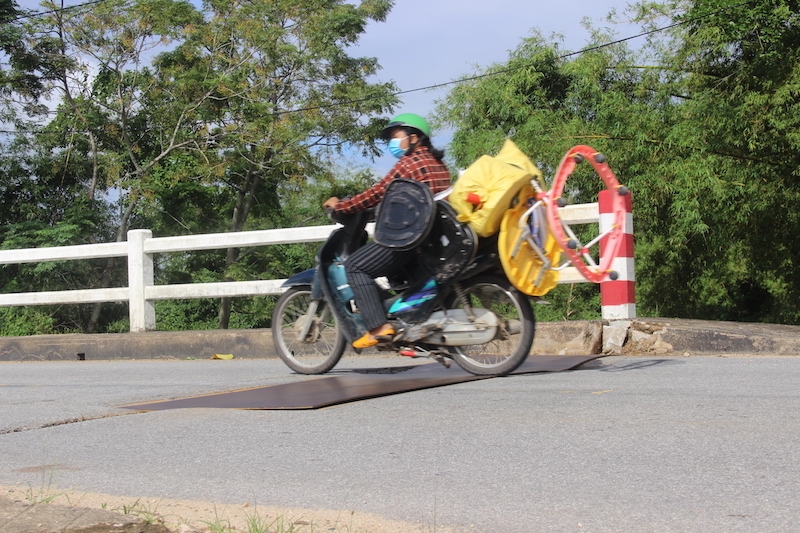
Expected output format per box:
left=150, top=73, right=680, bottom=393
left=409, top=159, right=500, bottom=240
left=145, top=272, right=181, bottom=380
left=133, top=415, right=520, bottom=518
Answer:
left=274, top=0, right=756, bottom=117
left=2, top=0, right=757, bottom=125
left=8, top=0, right=109, bottom=22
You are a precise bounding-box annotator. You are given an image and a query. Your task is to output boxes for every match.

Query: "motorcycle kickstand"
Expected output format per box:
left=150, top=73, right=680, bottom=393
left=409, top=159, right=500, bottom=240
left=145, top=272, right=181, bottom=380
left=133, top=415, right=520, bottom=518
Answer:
left=398, top=346, right=451, bottom=368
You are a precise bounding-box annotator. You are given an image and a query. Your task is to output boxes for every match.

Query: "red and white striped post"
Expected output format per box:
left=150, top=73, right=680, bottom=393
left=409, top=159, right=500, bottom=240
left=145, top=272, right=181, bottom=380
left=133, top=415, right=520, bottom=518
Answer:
left=599, top=190, right=635, bottom=319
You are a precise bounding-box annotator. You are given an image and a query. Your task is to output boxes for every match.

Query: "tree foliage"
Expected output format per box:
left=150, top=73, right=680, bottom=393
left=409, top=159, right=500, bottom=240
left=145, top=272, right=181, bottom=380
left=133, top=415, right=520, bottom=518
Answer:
left=4, top=0, right=800, bottom=333
left=0, top=0, right=396, bottom=334
left=436, top=0, right=800, bottom=323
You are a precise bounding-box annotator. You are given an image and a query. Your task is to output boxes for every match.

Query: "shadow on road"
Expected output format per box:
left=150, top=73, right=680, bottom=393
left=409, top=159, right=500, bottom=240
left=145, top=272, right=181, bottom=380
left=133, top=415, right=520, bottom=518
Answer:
left=600, top=358, right=685, bottom=372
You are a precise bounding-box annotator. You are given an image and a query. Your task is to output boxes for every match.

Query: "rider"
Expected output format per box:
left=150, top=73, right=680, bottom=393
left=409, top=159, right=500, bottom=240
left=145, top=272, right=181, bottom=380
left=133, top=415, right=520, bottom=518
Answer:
left=323, top=113, right=452, bottom=348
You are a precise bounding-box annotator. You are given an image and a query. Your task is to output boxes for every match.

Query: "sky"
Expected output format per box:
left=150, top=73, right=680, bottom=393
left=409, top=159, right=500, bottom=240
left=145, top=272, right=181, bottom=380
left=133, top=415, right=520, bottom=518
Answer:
left=344, top=0, right=638, bottom=170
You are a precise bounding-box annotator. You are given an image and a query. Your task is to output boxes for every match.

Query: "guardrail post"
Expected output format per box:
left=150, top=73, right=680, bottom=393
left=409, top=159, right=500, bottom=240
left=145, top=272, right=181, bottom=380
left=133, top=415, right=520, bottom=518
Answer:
left=128, top=229, right=156, bottom=332
left=599, top=190, right=636, bottom=319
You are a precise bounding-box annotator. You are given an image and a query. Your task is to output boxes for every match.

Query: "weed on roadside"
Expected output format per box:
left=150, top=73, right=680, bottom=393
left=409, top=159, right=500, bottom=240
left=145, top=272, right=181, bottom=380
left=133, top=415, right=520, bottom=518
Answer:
left=23, top=466, right=64, bottom=505
left=245, top=509, right=305, bottom=533
left=118, top=497, right=163, bottom=524
left=201, top=506, right=234, bottom=532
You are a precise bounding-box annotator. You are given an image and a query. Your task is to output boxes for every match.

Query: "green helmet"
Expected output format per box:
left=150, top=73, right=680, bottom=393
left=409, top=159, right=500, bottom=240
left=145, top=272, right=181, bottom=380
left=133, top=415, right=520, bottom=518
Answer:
left=379, top=113, right=431, bottom=140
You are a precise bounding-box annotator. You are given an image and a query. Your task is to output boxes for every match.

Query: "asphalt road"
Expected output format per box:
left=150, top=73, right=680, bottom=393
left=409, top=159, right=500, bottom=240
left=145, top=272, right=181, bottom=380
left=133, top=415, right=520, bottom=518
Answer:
left=1, top=355, right=799, bottom=532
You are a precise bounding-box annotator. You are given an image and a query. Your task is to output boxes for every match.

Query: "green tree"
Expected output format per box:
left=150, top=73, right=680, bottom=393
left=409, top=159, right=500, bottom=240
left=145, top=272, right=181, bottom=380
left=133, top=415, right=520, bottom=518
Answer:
left=627, top=0, right=800, bottom=322
left=1, top=0, right=398, bottom=334
left=1, top=0, right=126, bottom=333
left=0, top=0, right=62, bottom=120
left=8, top=0, right=207, bottom=332
left=437, top=0, right=800, bottom=324
left=153, top=0, right=398, bottom=328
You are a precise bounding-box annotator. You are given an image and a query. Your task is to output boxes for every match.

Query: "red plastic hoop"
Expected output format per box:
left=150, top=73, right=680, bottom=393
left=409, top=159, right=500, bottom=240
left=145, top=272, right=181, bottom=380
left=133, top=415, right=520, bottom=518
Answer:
left=546, top=145, right=627, bottom=283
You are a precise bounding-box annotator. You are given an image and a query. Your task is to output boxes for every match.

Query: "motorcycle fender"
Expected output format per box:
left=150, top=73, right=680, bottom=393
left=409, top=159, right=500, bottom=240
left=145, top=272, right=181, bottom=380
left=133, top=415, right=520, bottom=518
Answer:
left=282, top=268, right=324, bottom=300
left=281, top=268, right=315, bottom=288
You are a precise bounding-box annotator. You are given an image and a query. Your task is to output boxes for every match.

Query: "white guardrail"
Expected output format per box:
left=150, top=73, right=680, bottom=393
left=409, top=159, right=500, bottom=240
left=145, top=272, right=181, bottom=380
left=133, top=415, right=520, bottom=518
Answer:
left=0, top=203, right=602, bottom=332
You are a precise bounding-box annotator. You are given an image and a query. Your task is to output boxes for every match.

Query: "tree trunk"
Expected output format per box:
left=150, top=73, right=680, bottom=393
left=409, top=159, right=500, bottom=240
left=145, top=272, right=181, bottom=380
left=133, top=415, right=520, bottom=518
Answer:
left=218, top=154, right=262, bottom=329
left=87, top=195, right=139, bottom=333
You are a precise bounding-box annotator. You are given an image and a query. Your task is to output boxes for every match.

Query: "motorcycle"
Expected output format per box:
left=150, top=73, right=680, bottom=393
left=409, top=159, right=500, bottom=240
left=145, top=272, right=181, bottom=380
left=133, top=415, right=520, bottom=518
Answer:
left=271, top=178, right=536, bottom=376
left=271, top=145, right=627, bottom=376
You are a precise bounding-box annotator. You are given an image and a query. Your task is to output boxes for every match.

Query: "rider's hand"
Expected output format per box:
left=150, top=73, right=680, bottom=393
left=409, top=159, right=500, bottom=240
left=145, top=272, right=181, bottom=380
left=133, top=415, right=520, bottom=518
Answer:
left=323, top=197, right=340, bottom=211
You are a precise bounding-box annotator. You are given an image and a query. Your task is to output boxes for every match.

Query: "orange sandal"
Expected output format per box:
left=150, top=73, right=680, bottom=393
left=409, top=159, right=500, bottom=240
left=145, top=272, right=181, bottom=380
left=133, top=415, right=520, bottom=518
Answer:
left=352, top=327, right=395, bottom=349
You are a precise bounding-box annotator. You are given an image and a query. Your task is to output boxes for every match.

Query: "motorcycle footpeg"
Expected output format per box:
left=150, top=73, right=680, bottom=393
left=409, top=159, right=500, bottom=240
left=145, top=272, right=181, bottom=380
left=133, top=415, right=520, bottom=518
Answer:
left=375, top=343, right=397, bottom=352
left=376, top=328, right=405, bottom=344
left=399, top=346, right=451, bottom=368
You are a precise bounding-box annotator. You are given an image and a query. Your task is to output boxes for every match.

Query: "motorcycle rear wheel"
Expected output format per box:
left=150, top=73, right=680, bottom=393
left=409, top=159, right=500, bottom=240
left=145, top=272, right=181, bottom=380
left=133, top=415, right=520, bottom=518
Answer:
left=445, top=276, right=535, bottom=376
left=272, top=286, right=346, bottom=374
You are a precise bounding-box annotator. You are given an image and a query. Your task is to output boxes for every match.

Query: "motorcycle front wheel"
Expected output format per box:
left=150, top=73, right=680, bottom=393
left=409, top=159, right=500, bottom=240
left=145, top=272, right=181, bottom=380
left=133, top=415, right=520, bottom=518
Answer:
left=445, top=276, right=535, bottom=376
left=272, top=286, right=346, bottom=374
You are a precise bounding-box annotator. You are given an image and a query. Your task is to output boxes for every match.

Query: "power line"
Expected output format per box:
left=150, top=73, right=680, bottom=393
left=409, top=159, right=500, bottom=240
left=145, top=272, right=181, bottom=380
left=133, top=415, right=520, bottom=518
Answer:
left=274, top=0, right=756, bottom=117
left=2, top=0, right=757, bottom=127
left=8, top=0, right=110, bottom=22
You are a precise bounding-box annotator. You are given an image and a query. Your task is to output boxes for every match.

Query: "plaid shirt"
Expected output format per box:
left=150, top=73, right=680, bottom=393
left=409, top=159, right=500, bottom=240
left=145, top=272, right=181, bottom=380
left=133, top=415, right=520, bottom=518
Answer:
left=333, top=146, right=451, bottom=214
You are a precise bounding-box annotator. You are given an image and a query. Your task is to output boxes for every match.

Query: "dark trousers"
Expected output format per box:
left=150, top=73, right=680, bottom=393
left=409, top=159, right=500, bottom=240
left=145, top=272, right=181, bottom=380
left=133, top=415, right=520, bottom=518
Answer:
left=345, top=242, right=413, bottom=331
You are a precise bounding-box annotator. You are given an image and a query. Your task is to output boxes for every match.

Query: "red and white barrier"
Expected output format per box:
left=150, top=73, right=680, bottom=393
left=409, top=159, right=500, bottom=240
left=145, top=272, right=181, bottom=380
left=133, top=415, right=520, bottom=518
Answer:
left=599, top=190, right=635, bottom=319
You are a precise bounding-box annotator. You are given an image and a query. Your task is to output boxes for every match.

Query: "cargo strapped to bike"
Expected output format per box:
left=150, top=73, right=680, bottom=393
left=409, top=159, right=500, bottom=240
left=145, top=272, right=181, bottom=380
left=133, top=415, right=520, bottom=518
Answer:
left=418, top=201, right=478, bottom=283
left=448, top=139, right=545, bottom=238
left=373, top=178, right=436, bottom=251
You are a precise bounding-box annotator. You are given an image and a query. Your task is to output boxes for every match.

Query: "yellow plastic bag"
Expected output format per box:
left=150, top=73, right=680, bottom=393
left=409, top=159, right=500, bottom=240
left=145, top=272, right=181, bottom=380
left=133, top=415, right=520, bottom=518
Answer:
left=449, top=139, right=543, bottom=238
left=495, top=138, right=543, bottom=179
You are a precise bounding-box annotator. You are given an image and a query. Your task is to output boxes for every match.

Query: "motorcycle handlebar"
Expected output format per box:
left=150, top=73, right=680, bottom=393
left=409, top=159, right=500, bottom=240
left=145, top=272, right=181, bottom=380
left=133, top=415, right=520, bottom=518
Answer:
left=326, top=203, right=376, bottom=225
